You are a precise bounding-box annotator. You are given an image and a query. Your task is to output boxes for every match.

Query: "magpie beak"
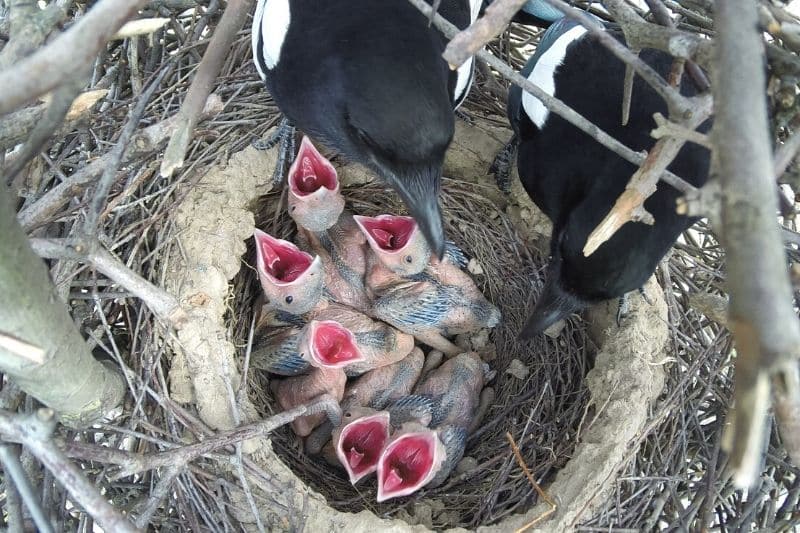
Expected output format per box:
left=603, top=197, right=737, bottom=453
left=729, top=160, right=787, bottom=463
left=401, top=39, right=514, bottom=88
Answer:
left=382, top=163, right=445, bottom=260
left=518, top=266, right=584, bottom=339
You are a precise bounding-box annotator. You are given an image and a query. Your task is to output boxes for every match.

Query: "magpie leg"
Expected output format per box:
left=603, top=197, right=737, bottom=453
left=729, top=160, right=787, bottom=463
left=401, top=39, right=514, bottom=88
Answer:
left=252, top=117, right=296, bottom=187
left=638, top=286, right=653, bottom=306
left=455, top=108, right=474, bottom=125
left=616, top=292, right=631, bottom=327
left=490, top=134, right=518, bottom=194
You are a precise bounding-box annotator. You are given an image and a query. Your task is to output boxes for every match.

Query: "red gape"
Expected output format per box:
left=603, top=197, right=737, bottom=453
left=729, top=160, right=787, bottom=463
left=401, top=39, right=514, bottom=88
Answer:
left=357, top=215, right=416, bottom=251
left=256, top=231, right=313, bottom=283
left=377, top=432, right=437, bottom=501
left=289, top=137, right=338, bottom=196
left=338, top=417, right=390, bottom=480
left=311, top=321, right=362, bottom=366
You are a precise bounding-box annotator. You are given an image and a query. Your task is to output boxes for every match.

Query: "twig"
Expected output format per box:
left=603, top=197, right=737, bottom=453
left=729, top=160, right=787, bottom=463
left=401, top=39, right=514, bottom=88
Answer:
left=132, top=464, right=180, bottom=529
left=651, top=112, right=712, bottom=149
left=442, top=0, right=530, bottom=68
left=774, top=129, right=800, bottom=180
left=583, top=96, right=712, bottom=256
left=0, top=408, right=140, bottom=533
left=543, top=0, right=690, bottom=115
left=713, top=0, right=800, bottom=487
left=16, top=94, right=223, bottom=231
left=405, top=0, right=698, bottom=195
left=160, top=0, right=246, bottom=177
left=0, top=0, right=150, bottom=116
left=506, top=431, right=557, bottom=532
left=83, top=65, right=172, bottom=237
left=28, top=237, right=187, bottom=328
left=0, top=444, right=54, bottom=533
left=107, top=400, right=328, bottom=479
left=0, top=0, right=72, bottom=69
left=3, top=72, right=87, bottom=182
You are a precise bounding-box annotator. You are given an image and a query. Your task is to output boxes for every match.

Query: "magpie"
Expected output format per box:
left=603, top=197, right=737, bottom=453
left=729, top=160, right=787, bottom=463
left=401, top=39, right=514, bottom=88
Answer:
left=507, top=15, right=712, bottom=338
left=251, top=0, right=482, bottom=258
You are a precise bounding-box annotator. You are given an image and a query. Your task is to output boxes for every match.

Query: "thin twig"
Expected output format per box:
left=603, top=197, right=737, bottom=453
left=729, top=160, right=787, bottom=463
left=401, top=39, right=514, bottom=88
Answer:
left=405, top=0, right=698, bottom=195
left=506, top=431, right=557, bottom=532
left=0, top=0, right=150, bottom=116
left=160, top=0, right=247, bottom=177
left=84, top=65, right=173, bottom=237
left=442, top=0, right=530, bottom=68
left=0, top=444, right=54, bottom=533
left=0, top=409, right=140, bottom=533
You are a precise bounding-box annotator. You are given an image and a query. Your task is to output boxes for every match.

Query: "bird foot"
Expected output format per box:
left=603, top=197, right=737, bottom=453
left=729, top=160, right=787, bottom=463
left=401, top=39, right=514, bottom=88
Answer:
left=306, top=393, right=343, bottom=428
left=455, top=108, right=474, bottom=125
left=615, top=287, right=653, bottom=326
left=490, top=135, right=517, bottom=194
left=305, top=420, right=334, bottom=455
left=252, top=117, right=296, bottom=187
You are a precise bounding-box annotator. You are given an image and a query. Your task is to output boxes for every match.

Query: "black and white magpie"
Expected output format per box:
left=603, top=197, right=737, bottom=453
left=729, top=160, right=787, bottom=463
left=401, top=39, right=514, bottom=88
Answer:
left=506, top=15, right=712, bottom=338
left=251, top=0, right=482, bottom=258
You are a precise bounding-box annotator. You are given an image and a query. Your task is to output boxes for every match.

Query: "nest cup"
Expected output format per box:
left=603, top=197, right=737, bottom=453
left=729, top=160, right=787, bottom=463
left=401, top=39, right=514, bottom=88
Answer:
left=237, top=161, right=592, bottom=529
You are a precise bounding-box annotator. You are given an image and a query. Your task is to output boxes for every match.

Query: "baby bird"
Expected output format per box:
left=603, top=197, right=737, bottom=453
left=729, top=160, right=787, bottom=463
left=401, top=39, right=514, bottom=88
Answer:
left=273, top=365, right=347, bottom=437
left=375, top=352, right=494, bottom=501
left=287, top=136, right=370, bottom=311
left=355, top=214, right=501, bottom=355
left=332, top=407, right=392, bottom=484
left=305, top=348, right=425, bottom=455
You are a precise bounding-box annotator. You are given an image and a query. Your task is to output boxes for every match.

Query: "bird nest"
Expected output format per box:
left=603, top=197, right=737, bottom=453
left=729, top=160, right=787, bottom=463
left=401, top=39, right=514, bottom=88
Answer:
left=9, top=6, right=800, bottom=532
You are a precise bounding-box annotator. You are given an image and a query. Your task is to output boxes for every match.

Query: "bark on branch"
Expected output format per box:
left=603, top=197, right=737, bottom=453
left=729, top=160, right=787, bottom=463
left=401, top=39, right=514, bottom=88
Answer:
left=713, top=0, right=800, bottom=486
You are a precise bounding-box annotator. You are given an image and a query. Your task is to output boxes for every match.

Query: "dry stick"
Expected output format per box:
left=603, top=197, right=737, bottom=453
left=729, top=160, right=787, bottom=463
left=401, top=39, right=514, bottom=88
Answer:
left=0, top=0, right=150, bottom=116
left=132, top=464, right=181, bottom=529
left=773, top=129, right=800, bottom=180
left=160, top=0, right=249, bottom=177
left=642, top=0, right=710, bottom=91
left=0, top=0, right=72, bottom=70
left=405, top=0, right=697, bottom=196
left=84, top=65, right=173, bottom=237
left=3, top=72, right=87, bottom=182
left=583, top=96, right=712, bottom=256
left=0, top=444, right=54, bottom=533
left=505, top=432, right=556, bottom=533
left=109, top=401, right=329, bottom=479
left=442, top=0, right=531, bottom=68
left=28, top=237, right=187, bottom=328
left=714, top=0, right=800, bottom=487
left=16, top=94, right=223, bottom=231
left=0, top=409, right=140, bottom=533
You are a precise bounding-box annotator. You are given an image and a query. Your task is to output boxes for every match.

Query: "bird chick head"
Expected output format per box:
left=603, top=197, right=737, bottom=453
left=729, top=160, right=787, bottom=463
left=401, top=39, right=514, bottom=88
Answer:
left=354, top=214, right=430, bottom=276
left=333, top=407, right=391, bottom=485
left=299, top=320, right=365, bottom=369
left=287, top=136, right=345, bottom=232
left=376, top=422, right=445, bottom=502
left=253, top=228, right=323, bottom=315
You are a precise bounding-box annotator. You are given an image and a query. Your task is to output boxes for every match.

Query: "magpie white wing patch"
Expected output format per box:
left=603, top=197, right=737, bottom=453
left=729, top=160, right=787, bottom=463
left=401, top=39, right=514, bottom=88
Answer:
left=252, top=0, right=291, bottom=77
left=522, top=24, right=586, bottom=128
left=452, top=0, right=483, bottom=108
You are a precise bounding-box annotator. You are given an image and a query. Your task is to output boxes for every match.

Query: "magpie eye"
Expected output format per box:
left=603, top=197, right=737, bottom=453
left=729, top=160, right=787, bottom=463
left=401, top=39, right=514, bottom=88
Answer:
left=285, top=295, right=293, bottom=304
left=405, top=255, right=413, bottom=264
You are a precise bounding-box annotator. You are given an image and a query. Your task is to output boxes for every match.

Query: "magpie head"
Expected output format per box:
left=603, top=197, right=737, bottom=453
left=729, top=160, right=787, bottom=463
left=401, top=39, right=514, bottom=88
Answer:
left=333, top=49, right=454, bottom=259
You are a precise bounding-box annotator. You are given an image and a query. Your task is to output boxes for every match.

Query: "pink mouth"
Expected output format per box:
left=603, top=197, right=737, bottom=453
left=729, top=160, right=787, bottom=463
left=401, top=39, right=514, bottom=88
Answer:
left=377, top=431, right=437, bottom=502
left=337, top=413, right=391, bottom=483
left=310, top=320, right=363, bottom=367
left=288, top=137, right=339, bottom=196
left=254, top=229, right=313, bottom=284
left=354, top=215, right=416, bottom=252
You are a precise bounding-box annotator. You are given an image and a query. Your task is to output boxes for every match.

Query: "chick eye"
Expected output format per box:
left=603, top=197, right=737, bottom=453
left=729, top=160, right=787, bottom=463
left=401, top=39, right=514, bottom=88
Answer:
left=405, top=255, right=413, bottom=264
left=285, top=295, right=293, bottom=304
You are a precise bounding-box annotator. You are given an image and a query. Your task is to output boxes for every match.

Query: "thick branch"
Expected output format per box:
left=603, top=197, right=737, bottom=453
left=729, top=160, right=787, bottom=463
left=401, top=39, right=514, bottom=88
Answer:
left=160, top=0, right=247, bottom=177
left=405, top=0, right=698, bottom=195
left=29, top=238, right=187, bottom=328
left=0, top=0, right=150, bottom=116
left=714, top=0, right=800, bottom=486
left=442, top=0, right=529, bottom=68
left=0, top=409, right=139, bottom=533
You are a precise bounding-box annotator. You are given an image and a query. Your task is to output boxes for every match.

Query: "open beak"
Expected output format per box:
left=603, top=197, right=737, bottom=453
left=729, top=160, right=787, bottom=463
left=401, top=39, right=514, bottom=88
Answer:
left=303, top=320, right=365, bottom=368
left=381, top=164, right=445, bottom=260
left=334, top=409, right=391, bottom=484
left=376, top=425, right=445, bottom=502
